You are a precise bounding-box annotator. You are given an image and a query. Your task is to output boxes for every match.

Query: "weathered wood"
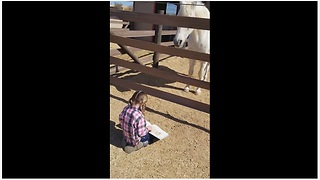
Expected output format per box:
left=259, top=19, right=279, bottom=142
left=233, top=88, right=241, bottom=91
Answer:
left=153, top=10, right=164, bottom=68
left=110, top=34, right=210, bottom=62
left=110, top=56, right=210, bottom=90
left=111, top=30, right=176, bottom=38
left=110, top=76, right=210, bottom=114
left=110, top=9, right=210, bottom=30
left=110, top=28, right=129, bottom=32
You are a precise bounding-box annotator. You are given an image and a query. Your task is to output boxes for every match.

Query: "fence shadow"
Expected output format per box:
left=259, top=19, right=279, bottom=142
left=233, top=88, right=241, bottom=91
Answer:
left=110, top=120, right=124, bottom=148
left=111, top=65, right=186, bottom=93
left=110, top=94, right=210, bottom=134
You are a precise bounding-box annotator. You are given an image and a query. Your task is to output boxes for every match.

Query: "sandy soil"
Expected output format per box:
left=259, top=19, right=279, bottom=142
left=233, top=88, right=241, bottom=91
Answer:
left=110, top=43, right=210, bottom=178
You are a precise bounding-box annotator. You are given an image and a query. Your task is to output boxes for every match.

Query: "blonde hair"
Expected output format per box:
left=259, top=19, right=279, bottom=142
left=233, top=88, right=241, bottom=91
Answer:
left=128, top=91, right=148, bottom=115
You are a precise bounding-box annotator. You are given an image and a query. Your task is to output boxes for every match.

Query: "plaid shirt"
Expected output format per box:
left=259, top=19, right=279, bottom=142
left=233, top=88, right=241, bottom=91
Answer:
left=119, top=104, right=148, bottom=146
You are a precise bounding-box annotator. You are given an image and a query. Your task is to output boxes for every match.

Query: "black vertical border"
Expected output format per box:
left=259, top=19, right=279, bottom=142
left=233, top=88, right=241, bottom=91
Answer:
left=3, top=1, right=110, bottom=178
left=211, top=1, right=317, bottom=178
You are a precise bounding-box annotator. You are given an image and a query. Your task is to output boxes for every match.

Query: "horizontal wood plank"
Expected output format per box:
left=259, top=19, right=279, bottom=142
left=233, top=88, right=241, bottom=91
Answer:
left=110, top=34, right=210, bottom=62
left=110, top=9, right=210, bottom=30
left=110, top=56, right=210, bottom=90
left=110, top=76, right=210, bottom=114
left=110, top=30, right=176, bottom=38
left=110, top=28, right=129, bottom=32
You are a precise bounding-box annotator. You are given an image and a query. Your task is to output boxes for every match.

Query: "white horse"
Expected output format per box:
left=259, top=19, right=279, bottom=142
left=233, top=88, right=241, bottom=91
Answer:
left=173, top=1, right=210, bottom=95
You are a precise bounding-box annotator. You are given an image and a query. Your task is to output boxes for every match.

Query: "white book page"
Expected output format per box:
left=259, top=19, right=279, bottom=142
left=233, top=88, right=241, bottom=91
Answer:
left=149, top=125, right=169, bottom=140
left=145, top=120, right=169, bottom=140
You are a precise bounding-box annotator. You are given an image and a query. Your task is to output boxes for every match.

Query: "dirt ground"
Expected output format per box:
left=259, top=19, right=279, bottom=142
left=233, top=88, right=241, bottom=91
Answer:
left=110, top=43, right=210, bottom=178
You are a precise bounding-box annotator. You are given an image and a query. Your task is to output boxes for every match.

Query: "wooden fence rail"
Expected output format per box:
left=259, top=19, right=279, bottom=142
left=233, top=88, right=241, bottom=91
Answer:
left=110, top=56, right=210, bottom=90
left=110, top=76, right=210, bottom=114
left=110, top=34, right=210, bottom=62
left=110, top=9, right=210, bottom=30
left=111, top=30, right=176, bottom=38
left=110, top=10, right=210, bottom=114
left=110, top=41, right=173, bottom=56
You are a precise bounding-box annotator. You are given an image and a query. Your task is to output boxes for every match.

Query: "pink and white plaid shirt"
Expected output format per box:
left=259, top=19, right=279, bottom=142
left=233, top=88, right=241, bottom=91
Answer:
left=119, top=104, right=148, bottom=146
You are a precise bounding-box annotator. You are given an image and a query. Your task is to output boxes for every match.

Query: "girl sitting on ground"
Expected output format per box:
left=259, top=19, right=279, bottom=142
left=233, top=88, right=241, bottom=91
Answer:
left=119, top=90, right=152, bottom=154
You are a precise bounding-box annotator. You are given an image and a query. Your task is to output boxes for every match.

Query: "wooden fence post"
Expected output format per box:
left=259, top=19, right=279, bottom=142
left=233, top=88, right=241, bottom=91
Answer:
left=152, top=10, right=164, bottom=68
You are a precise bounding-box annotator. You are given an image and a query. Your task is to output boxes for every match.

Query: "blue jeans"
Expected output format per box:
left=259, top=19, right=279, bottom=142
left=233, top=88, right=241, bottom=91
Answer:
left=140, top=133, right=149, bottom=146
left=125, top=134, right=150, bottom=147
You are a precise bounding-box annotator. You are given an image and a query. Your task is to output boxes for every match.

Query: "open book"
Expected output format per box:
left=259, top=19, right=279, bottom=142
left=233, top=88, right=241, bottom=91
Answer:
left=146, top=120, right=169, bottom=140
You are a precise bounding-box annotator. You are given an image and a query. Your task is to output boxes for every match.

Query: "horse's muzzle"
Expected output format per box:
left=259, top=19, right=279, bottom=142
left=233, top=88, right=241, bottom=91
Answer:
left=173, top=39, right=182, bottom=48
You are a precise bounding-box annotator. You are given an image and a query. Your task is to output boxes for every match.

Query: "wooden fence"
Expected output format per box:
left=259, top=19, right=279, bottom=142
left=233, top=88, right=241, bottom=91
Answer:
left=110, top=9, right=210, bottom=114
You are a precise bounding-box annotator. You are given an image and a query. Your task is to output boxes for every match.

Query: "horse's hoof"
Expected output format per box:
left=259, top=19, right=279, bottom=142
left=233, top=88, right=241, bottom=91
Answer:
left=184, top=87, right=190, bottom=92
left=195, top=89, right=201, bottom=95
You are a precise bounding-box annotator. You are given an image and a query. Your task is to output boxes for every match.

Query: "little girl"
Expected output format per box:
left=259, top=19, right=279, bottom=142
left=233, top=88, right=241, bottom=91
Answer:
left=119, top=90, right=152, bottom=154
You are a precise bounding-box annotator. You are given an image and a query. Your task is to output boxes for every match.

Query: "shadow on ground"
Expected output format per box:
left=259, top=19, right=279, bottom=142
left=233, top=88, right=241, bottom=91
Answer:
left=111, top=65, right=186, bottom=93
left=110, top=94, right=210, bottom=134
left=110, top=121, right=124, bottom=148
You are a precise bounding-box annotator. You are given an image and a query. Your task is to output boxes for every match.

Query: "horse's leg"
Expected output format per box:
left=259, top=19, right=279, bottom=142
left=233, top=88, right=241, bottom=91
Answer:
left=195, top=62, right=209, bottom=95
left=184, top=59, right=196, bottom=92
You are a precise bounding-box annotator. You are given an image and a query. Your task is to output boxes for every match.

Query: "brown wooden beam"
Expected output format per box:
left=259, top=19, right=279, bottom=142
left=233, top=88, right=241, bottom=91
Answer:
left=110, top=30, right=176, bottom=38
left=110, top=28, right=129, bottom=32
left=110, top=34, right=210, bottom=62
left=110, top=56, right=210, bottom=90
left=110, top=9, right=210, bottom=30
left=153, top=10, right=164, bottom=68
left=110, top=76, right=210, bottom=114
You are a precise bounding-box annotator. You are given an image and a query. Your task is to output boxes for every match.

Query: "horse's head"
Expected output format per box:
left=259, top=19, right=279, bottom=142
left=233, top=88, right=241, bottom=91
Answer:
left=173, top=1, right=199, bottom=48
